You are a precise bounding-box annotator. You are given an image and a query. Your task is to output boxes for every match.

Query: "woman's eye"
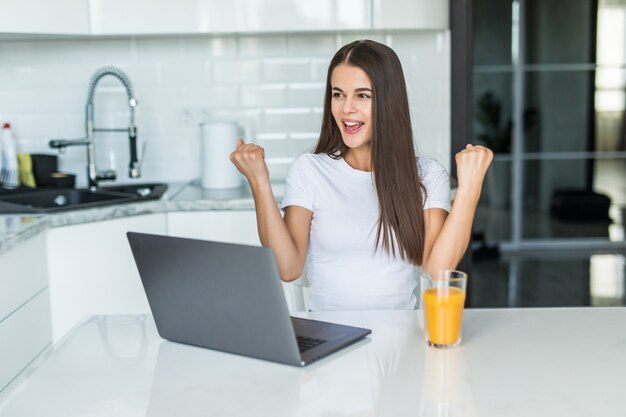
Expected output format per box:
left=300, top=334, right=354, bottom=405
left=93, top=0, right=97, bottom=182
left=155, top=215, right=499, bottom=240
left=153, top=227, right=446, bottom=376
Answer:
left=359, top=93, right=371, bottom=99
left=332, top=92, right=343, bottom=99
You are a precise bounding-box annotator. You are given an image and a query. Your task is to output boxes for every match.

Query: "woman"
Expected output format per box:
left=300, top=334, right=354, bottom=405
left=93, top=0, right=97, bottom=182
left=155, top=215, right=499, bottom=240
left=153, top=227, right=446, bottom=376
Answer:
left=230, top=40, right=492, bottom=311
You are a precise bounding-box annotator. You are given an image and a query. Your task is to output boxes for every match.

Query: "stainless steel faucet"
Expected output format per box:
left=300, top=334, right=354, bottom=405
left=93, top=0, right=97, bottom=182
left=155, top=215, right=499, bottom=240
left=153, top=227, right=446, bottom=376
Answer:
left=49, top=66, right=141, bottom=188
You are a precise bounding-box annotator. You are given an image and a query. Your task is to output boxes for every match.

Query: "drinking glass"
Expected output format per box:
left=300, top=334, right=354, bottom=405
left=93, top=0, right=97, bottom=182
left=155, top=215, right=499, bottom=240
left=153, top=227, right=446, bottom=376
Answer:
left=420, top=270, right=468, bottom=348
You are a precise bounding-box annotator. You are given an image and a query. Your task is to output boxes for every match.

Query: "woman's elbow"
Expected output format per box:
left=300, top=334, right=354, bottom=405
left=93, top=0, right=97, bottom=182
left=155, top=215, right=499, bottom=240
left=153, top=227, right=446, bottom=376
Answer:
left=421, top=257, right=459, bottom=275
left=421, top=252, right=436, bottom=275
left=279, top=267, right=303, bottom=282
left=421, top=262, right=435, bottom=276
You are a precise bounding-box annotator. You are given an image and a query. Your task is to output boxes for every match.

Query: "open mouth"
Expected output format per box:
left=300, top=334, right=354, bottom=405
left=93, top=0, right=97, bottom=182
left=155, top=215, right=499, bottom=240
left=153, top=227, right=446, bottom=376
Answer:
left=342, top=120, right=364, bottom=134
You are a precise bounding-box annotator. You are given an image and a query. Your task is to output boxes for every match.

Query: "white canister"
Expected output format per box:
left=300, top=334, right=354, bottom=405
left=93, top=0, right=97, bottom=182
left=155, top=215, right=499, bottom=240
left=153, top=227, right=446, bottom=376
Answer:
left=200, top=121, right=243, bottom=189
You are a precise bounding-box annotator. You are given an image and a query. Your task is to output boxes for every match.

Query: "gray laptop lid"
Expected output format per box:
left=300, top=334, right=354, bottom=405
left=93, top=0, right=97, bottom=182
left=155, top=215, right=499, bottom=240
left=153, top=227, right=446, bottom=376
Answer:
left=128, top=232, right=371, bottom=367
left=127, top=232, right=303, bottom=366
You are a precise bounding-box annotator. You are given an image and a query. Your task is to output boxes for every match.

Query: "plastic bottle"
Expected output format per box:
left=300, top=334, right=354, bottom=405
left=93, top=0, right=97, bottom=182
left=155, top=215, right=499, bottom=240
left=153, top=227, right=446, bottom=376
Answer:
left=0, top=126, right=3, bottom=178
left=1, top=123, right=20, bottom=188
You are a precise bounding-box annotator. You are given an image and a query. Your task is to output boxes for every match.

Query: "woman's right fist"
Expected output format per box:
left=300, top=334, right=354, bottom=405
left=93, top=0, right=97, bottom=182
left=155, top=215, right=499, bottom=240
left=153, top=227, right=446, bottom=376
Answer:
left=229, top=138, right=270, bottom=184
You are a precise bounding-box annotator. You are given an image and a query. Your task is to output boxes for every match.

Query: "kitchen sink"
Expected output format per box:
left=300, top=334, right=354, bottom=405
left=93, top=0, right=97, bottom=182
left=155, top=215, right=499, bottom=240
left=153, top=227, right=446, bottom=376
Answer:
left=98, top=183, right=168, bottom=199
left=0, top=183, right=168, bottom=214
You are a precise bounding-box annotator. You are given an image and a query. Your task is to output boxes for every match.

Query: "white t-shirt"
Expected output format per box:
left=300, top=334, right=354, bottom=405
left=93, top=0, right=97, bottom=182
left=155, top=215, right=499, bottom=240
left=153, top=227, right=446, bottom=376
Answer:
left=281, top=153, right=451, bottom=311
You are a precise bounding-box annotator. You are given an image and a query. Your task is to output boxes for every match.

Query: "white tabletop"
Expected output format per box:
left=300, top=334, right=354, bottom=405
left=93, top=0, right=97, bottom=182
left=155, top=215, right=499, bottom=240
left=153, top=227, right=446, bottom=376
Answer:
left=1, top=307, right=625, bottom=417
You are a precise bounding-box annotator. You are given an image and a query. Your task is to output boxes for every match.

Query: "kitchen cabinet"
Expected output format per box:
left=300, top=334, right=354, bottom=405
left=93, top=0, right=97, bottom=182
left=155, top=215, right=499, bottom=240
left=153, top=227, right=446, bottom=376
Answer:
left=88, top=0, right=237, bottom=35
left=166, top=210, right=261, bottom=246
left=0, top=0, right=89, bottom=35
left=166, top=210, right=308, bottom=311
left=88, top=0, right=370, bottom=35
left=2, top=0, right=445, bottom=37
left=0, top=233, right=51, bottom=393
left=236, top=0, right=371, bottom=33
left=372, top=0, right=449, bottom=30
left=46, top=213, right=167, bottom=343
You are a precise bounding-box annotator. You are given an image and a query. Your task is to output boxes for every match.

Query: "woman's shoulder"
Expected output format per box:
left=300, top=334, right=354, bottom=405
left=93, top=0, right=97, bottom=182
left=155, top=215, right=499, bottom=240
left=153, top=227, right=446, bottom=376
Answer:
left=285, top=153, right=337, bottom=193
left=416, top=157, right=451, bottom=209
left=295, top=152, right=333, bottom=162
left=416, top=157, right=448, bottom=179
left=292, top=152, right=336, bottom=170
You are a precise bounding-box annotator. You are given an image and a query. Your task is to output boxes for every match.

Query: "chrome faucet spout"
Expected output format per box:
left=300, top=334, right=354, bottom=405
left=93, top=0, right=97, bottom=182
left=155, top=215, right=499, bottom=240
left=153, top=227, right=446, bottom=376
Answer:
left=129, top=125, right=141, bottom=178
left=84, top=66, right=140, bottom=188
left=49, top=138, right=91, bottom=148
left=49, top=66, right=141, bottom=188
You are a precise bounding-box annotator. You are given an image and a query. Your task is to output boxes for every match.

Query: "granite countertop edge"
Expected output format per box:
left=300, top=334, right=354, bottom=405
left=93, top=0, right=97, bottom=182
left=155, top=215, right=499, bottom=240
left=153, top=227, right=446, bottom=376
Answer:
left=0, top=216, right=50, bottom=255
left=0, top=180, right=283, bottom=256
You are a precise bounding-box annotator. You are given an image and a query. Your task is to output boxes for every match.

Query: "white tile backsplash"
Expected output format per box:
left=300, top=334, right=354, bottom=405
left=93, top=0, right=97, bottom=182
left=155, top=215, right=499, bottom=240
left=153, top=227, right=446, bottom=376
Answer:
left=266, top=160, right=292, bottom=181
left=287, top=35, right=337, bottom=57
left=257, top=137, right=292, bottom=159
left=389, top=31, right=447, bottom=56
left=204, top=85, right=241, bottom=109
left=83, top=39, right=137, bottom=63
left=262, top=59, right=311, bottom=83
left=133, top=38, right=184, bottom=63
left=240, top=84, right=288, bottom=108
left=289, top=136, right=317, bottom=155
left=213, top=59, right=262, bottom=84
left=0, top=30, right=451, bottom=185
left=341, top=32, right=387, bottom=44
left=205, top=37, right=239, bottom=58
left=287, top=83, right=325, bottom=107
left=158, top=59, right=208, bottom=86
left=311, top=58, right=331, bottom=82
left=262, top=108, right=320, bottom=133
left=238, top=36, right=287, bottom=57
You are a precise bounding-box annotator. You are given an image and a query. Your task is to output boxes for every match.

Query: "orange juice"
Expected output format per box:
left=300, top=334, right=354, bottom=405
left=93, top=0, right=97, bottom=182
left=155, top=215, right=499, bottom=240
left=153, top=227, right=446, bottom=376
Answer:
left=423, top=287, right=466, bottom=346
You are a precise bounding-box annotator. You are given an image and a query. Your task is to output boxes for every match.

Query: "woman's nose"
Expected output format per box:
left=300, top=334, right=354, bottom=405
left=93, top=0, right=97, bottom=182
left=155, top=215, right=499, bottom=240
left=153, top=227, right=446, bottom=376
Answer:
left=342, top=97, right=356, bottom=113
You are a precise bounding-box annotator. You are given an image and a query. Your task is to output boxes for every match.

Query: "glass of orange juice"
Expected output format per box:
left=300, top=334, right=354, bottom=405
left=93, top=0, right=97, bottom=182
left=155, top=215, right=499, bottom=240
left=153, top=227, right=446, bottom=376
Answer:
left=420, top=270, right=467, bottom=348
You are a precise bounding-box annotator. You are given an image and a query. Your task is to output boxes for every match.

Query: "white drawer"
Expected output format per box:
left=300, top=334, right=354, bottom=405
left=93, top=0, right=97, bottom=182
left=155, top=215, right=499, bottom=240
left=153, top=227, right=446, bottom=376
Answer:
left=0, top=233, right=48, bottom=322
left=0, top=289, right=52, bottom=392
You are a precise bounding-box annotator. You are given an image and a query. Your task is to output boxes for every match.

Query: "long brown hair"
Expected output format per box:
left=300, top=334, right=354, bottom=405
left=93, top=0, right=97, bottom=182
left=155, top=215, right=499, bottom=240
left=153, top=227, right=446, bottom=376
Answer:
left=314, top=39, right=426, bottom=265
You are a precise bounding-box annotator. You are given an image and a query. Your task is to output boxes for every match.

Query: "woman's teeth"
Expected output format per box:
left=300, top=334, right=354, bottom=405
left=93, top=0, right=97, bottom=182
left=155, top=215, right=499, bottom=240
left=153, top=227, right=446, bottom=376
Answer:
left=344, top=121, right=364, bottom=132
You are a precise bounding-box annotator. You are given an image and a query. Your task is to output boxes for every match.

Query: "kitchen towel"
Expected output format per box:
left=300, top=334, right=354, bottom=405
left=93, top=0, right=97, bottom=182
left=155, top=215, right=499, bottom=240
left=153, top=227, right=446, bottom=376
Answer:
left=17, top=153, right=36, bottom=188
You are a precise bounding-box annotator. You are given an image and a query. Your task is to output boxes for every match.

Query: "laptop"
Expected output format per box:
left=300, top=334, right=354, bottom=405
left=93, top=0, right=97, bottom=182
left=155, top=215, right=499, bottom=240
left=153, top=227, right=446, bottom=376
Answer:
left=127, top=232, right=371, bottom=367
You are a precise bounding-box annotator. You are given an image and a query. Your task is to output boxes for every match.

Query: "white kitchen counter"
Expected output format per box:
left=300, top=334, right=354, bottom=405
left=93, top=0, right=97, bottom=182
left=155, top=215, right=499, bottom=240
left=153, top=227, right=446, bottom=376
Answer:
left=1, top=307, right=625, bottom=417
left=0, top=180, right=286, bottom=255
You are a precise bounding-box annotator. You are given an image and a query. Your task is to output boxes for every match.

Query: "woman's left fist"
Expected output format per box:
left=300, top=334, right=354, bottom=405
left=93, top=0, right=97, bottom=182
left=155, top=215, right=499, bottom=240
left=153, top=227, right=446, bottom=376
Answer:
left=454, top=144, right=494, bottom=194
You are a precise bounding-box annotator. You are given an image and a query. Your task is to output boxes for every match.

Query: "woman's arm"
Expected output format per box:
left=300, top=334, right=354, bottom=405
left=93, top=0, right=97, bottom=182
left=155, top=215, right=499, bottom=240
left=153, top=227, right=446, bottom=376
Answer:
left=230, top=139, right=311, bottom=281
left=421, top=145, right=493, bottom=274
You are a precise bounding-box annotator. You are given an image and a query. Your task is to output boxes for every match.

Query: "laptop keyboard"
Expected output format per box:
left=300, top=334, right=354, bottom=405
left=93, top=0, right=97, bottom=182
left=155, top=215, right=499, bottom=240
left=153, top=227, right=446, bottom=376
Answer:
left=296, top=336, right=327, bottom=353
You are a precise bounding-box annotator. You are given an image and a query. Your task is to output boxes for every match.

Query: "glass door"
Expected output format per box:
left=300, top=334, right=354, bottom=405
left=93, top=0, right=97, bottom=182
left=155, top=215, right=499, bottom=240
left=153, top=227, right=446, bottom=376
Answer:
left=472, top=0, right=626, bottom=251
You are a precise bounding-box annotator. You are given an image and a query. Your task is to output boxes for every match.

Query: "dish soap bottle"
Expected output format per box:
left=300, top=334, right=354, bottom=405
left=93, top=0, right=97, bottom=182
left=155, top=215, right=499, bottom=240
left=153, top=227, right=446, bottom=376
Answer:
left=0, top=125, right=3, bottom=178
left=1, top=123, right=20, bottom=188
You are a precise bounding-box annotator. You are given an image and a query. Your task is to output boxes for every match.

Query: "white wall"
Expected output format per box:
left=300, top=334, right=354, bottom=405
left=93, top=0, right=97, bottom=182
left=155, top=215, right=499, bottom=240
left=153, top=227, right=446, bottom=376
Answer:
left=0, top=31, right=450, bottom=186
